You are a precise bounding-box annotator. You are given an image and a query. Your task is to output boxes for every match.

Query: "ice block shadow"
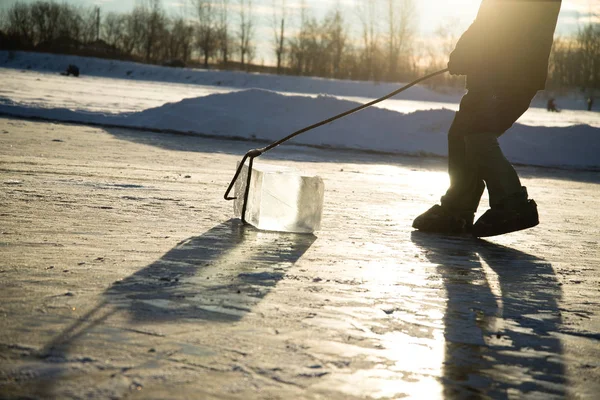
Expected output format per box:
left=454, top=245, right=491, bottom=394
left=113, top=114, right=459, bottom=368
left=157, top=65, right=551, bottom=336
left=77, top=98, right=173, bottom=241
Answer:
left=104, top=218, right=316, bottom=323
left=31, top=219, right=315, bottom=397
left=410, top=232, right=565, bottom=398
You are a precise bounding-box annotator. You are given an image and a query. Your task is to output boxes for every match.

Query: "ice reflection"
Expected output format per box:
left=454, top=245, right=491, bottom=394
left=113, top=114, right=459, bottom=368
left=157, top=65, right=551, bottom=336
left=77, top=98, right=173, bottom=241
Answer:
left=288, top=162, right=451, bottom=398
left=317, top=157, right=564, bottom=397
left=304, top=256, right=448, bottom=397
left=359, top=165, right=449, bottom=195
left=317, top=368, right=444, bottom=399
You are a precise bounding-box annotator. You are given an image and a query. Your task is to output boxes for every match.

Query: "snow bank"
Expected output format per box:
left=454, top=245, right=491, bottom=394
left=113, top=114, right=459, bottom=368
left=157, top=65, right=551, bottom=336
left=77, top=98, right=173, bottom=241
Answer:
left=1, top=88, right=598, bottom=169
left=0, top=50, right=463, bottom=103
left=4, top=51, right=595, bottom=112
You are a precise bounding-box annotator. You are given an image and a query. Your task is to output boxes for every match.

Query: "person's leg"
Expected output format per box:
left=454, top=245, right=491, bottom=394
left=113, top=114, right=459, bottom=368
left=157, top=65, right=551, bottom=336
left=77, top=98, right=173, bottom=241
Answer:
left=467, top=88, right=535, bottom=206
left=464, top=133, right=523, bottom=208
left=442, top=108, right=486, bottom=214
left=467, top=88, right=540, bottom=236
left=413, top=86, right=538, bottom=236
left=413, top=90, right=486, bottom=234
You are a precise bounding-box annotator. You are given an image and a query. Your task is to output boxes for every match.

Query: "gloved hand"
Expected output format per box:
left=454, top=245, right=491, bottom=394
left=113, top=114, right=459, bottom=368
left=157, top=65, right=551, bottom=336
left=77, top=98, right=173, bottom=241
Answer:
left=446, top=19, right=482, bottom=76
left=447, top=50, right=469, bottom=76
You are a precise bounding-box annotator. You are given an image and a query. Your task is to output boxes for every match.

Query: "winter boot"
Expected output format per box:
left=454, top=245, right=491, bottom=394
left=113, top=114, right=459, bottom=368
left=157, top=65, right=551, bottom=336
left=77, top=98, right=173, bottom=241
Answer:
left=472, top=197, right=539, bottom=237
left=412, top=205, right=475, bottom=235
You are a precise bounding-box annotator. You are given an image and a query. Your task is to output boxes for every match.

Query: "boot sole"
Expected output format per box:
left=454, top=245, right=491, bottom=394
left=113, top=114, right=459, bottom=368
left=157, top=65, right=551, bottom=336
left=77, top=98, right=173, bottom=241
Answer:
left=472, top=219, right=539, bottom=237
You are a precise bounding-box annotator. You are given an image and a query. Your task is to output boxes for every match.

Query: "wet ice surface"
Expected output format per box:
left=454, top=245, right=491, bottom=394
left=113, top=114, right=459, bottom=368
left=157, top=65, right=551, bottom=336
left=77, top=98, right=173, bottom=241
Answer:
left=0, top=118, right=599, bottom=399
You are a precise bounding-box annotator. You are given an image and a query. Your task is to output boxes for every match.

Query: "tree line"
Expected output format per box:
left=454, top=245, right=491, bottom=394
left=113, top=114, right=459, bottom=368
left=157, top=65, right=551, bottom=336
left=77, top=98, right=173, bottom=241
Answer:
left=548, top=24, right=600, bottom=91
left=0, top=0, right=598, bottom=90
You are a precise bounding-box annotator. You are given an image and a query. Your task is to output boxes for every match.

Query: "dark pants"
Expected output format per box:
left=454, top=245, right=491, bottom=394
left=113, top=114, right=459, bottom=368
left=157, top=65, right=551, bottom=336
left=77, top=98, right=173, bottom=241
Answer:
left=441, top=87, right=537, bottom=213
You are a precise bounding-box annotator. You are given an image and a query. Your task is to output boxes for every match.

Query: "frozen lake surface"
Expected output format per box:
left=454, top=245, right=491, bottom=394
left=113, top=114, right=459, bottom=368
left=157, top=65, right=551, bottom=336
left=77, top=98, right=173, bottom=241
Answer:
left=1, top=117, right=599, bottom=399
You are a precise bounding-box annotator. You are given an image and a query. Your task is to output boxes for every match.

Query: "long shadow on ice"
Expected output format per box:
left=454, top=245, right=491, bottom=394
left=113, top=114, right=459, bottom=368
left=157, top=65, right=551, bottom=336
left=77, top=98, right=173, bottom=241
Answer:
left=104, top=218, right=315, bottom=322
left=46, top=219, right=315, bottom=333
left=32, top=219, right=314, bottom=397
left=411, top=232, right=565, bottom=398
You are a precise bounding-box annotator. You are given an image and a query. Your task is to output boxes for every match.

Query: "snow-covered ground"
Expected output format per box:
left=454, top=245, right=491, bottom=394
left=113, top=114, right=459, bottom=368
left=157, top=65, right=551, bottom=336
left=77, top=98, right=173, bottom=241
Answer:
left=2, top=66, right=598, bottom=129
left=1, top=51, right=463, bottom=103
left=1, top=51, right=599, bottom=169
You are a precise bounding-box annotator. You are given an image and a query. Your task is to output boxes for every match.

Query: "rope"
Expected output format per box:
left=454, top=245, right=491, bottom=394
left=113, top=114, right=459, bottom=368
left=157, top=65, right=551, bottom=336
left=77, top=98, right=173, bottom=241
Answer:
left=224, top=68, right=449, bottom=201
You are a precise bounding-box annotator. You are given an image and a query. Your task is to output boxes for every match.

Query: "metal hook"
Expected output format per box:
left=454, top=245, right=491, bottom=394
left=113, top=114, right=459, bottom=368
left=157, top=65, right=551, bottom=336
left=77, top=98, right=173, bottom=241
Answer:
left=224, top=148, right=263, bottom=224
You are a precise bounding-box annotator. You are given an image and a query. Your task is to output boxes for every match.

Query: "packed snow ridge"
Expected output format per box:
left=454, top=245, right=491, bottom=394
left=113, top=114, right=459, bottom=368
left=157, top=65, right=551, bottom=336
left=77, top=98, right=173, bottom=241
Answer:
left=1, top=88, right=598, bottom=169
left=0, top=51, right=598, bottom=169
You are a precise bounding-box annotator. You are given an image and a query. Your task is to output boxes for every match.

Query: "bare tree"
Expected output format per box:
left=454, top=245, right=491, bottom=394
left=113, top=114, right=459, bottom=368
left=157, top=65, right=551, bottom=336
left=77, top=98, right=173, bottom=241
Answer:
left=0, top=8, right=6, bottom=31
left=272, top=0, right=286, bottom=73
left=327, top=7, right=346, bottom=79
left=138, top=0, right=165, bottom=63
left=30, top=1, right=61, bottom=44
left=103, top=12, right=123, bottom=48
left=2, top=0, right=595, bottom=91
left=301, top=16, right=323, bottom=76
left=169, top=17, right=194, bottom=63
left=386, top=0, right=415, bottom=81
left=288, top=0, right=309, bottom=74
left=194, top=0, right=217, bottom=68
left=356, top=0, right=380, bottom=80
left=435, top=18, right=459, bottom=58
left=237, top=0, right=255, bottom=68
left=55, top=5, right=79, bottom=41
left=577, top=23, right=600, bottom=89
left=78, top=6, right=99, bottom=43
left=548, top=37, right=580, bottom=89
left=3, top=2, right=102, bottom=48
left=121, top=6, right=145, bottom=55
left=5, top=2, right=34, bottom=46
left=431, top=18, right=463, bottom=86
left=285, top=7, right=345, bottom=79
left=216, top=0, right=230, bottom=65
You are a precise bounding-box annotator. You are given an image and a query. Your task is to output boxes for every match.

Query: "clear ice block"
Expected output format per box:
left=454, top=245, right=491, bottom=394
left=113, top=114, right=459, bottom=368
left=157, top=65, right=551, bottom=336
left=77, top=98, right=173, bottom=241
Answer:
left=233, top=161, right=324, bottom=233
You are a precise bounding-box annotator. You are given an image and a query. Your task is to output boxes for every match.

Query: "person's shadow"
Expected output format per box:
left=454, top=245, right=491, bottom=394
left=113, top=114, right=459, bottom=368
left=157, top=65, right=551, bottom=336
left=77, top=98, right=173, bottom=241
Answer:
left=411, top=231, right=565, bottom=398
left=33, top=219, right=316, bottom=397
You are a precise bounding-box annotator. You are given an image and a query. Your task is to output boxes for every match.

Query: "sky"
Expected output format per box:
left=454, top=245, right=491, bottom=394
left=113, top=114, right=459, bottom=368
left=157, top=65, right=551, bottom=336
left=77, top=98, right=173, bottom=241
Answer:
left=1, top=0, right=598, bottom=64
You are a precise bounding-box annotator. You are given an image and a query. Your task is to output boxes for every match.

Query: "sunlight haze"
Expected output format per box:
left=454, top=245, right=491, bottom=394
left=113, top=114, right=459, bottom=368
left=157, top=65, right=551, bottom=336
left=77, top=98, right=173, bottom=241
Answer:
left=1, top=0, right=597, bottom=64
